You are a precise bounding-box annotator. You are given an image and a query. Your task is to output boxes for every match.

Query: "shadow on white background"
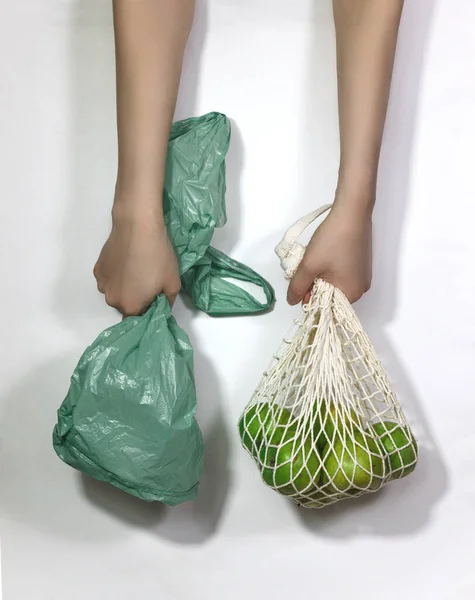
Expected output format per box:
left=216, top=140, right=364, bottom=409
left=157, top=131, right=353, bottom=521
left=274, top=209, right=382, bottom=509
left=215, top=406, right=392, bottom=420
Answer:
left=235, top=0, right=448, bottom=538
left=294, top=0, right=448, bottom=536
left=2, top=0, right=235, bottom=546
left=0, top=0, right=448, bottom=551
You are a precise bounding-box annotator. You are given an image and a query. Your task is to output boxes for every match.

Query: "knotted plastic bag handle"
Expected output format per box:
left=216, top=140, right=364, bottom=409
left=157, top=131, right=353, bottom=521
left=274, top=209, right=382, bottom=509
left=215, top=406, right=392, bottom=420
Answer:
left=181, top=246, right=275, bottom=317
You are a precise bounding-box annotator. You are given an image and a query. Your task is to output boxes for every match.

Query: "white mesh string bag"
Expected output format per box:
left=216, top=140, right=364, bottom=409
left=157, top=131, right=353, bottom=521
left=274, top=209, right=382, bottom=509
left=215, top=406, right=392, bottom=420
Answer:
left=239, top=206, right=418, bottom=508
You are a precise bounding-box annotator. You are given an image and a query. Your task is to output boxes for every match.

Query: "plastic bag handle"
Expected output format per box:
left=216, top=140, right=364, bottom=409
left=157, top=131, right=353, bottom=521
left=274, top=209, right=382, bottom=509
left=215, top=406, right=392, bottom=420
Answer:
left=274, top=204, right=332, bottom=279
left=211, top=247, right=275, bottom=313
left=181, top=247, right=275, bottom=317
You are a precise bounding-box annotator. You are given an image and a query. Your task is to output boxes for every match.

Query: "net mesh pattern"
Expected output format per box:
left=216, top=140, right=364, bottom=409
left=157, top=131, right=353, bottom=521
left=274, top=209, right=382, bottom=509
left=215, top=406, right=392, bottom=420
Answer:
left=239, top=279, right=418, bottom=509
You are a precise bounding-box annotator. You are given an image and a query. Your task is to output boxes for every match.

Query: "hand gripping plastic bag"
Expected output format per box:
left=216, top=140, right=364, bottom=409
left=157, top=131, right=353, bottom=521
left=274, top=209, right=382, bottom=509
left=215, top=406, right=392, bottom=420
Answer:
left=238, top=206, right=418, bottom=509
left=53, top=113, right=274, bottom=505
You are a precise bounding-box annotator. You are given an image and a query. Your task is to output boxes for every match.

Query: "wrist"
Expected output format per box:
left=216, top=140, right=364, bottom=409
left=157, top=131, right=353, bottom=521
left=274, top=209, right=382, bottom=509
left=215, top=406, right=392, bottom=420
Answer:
left=332, top=187, right=375, bottom=223
left=116, top=163, right=164, bottom=193
left=334, top=170, right=376, bottom=219
left=112, top=182, right=165, bottom=228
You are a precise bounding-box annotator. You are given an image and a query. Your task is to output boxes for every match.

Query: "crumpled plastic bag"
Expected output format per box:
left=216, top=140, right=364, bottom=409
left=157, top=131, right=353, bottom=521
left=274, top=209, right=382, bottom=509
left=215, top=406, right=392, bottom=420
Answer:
left=53, top=112, right=274, bottom=505
left=54, top=297, right=200, bottom=504
left=165, top=112, right=274, bottom=314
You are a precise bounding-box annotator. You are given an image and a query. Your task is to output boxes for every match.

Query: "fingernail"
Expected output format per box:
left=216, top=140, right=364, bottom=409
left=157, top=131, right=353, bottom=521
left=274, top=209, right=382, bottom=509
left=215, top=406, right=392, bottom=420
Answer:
left=287, top=293, right=297, bottom=306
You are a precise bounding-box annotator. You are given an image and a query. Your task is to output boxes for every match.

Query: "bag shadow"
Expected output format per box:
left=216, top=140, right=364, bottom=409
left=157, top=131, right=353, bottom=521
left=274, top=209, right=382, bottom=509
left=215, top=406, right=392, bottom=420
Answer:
left=80, top=300, right=231, bottom=545
left=0, top=353, right=145, bottom=543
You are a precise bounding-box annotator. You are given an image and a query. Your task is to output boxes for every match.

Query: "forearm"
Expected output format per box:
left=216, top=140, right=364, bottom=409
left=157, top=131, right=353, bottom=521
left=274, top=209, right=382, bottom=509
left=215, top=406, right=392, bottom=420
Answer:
left=112, top=0, right=195, bottom=217
left=333, top=0, right=404, bottom=212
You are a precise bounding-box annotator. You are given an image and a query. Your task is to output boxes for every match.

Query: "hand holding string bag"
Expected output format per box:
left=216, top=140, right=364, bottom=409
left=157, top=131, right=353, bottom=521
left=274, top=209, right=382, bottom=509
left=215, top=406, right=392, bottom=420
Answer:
left=238, top=206, right=418, bottom=509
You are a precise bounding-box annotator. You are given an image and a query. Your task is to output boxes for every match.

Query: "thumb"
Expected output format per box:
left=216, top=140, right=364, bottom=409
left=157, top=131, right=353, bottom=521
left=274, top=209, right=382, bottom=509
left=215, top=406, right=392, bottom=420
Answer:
left=287, top=263, right=315, bottom=306
left=164, top=285, right=180, bottom=308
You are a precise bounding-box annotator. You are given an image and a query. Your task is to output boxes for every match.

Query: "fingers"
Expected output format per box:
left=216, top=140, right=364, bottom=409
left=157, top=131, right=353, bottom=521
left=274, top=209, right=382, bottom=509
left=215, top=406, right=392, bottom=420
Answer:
left=165, top=292, right=179, bottom=307
left=118, top=288, right=179, bottom=317
left=93, top=258, right=181, bottom=316
left=163, top=280, right=181, bottom=308
left=93, top=262, right=105, bottom=293
left=119, top=301, right=148, bottom=318
left=94, top=262, right=148, bottom=316
left=103, top=288, right=180, bottom=318
left=99, top=282, right=149, bottom=318
left=287, top=262, right=316, bottom=306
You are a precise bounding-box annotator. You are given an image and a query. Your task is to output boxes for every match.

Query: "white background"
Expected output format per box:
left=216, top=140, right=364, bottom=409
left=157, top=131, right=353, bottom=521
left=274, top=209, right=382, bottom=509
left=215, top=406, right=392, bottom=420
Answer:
left=1, top=0, right=474, bottom=599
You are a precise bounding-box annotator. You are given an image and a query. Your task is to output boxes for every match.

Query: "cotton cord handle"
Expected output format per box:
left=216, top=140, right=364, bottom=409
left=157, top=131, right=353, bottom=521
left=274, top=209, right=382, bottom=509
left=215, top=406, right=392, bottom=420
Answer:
left=274, top=204, right=332, bottom=279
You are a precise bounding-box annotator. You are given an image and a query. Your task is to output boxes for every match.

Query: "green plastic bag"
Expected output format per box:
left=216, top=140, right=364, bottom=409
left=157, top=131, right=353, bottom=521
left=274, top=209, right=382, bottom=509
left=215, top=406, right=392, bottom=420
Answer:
left=165, top=112, right=274, bottom=315
left=53, top=113, right=274, bottom=505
